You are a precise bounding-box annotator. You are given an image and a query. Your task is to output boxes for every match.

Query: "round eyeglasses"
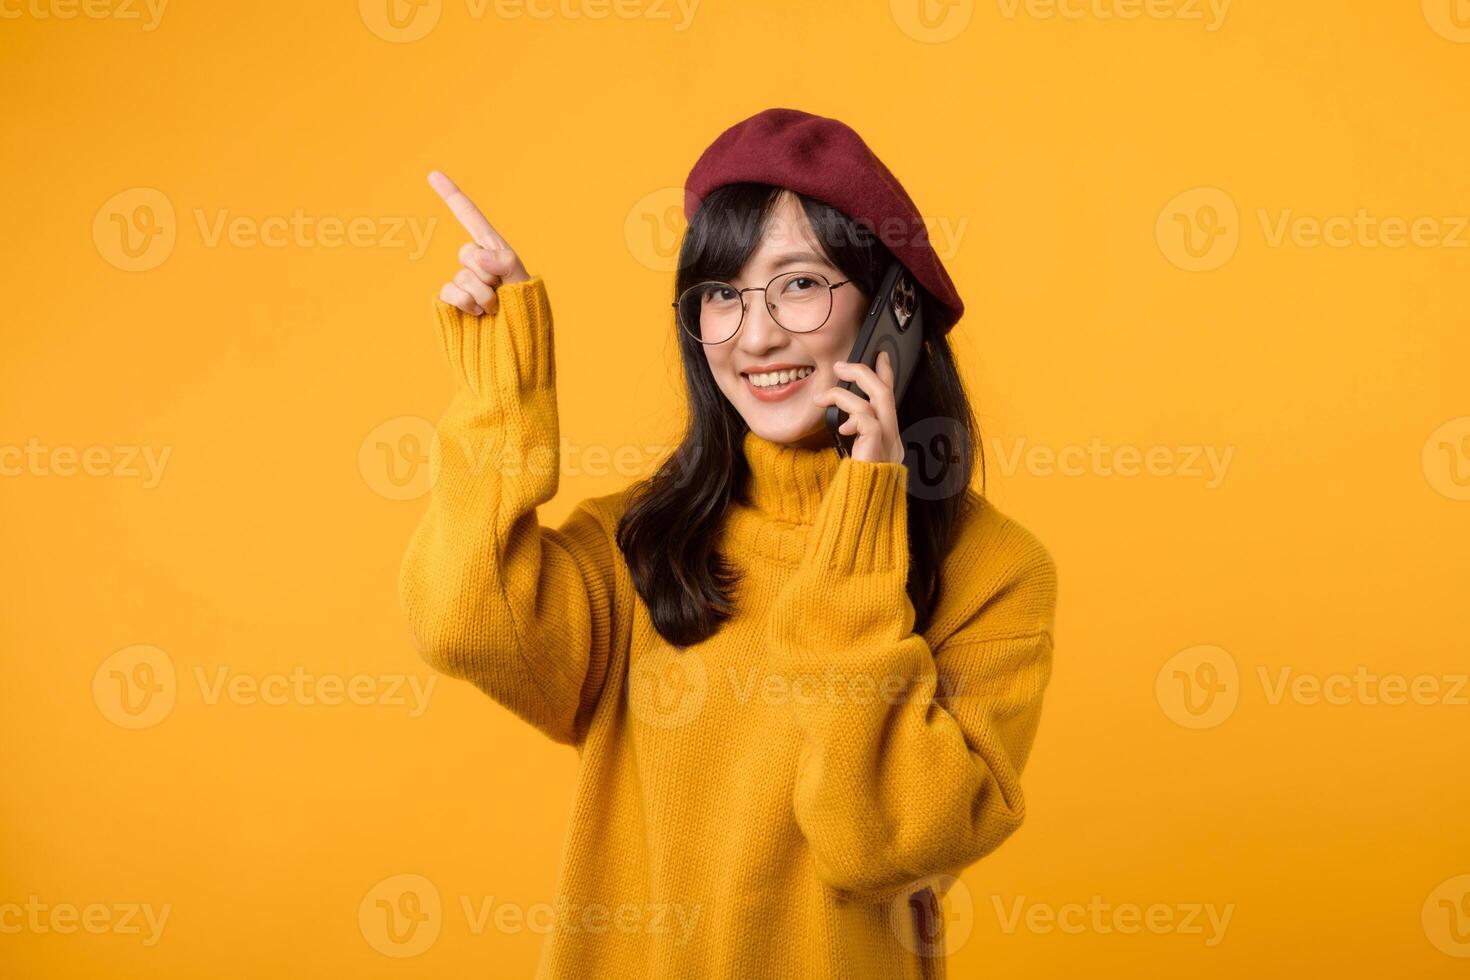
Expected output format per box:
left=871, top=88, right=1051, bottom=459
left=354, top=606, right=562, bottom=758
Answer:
left=673, top=271, right=852, bottom=345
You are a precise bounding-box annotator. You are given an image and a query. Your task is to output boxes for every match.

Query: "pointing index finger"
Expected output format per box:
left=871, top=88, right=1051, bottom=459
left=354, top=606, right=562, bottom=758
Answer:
left=427, top=170, right=508, bottom=251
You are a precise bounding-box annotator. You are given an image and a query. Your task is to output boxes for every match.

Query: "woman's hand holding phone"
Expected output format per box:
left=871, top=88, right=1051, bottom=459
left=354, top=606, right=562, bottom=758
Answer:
left=813, top=351, right=905, bottom=465
left=429, top=169, right=531, bottom=317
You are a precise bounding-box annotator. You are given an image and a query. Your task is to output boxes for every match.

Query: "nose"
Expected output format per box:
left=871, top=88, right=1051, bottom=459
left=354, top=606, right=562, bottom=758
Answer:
left=737, top=287, right=786, bottom=351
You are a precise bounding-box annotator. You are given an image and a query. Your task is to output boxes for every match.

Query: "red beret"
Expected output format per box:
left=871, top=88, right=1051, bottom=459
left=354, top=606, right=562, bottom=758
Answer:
left=683, top=107, right=964, bottom=332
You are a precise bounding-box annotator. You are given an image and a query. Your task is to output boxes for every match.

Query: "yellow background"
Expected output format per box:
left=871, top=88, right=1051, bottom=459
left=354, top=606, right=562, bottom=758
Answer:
left=3, top=0, right=1468, bottom=976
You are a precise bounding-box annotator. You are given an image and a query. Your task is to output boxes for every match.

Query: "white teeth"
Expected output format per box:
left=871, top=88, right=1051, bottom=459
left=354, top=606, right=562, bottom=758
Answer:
left=747, top=366, right=813, bottom=388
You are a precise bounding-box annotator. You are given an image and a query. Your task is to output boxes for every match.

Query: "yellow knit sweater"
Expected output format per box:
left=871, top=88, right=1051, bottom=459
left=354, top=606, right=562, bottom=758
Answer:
left=398, top=275, right=1058, bottom=980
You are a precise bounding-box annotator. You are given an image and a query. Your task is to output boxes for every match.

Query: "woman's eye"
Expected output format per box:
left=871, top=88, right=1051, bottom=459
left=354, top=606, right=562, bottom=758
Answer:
left=787, top=276, right=817, bottom=291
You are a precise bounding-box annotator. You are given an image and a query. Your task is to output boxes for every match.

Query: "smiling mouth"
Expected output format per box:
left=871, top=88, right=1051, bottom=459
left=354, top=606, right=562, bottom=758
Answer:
left=742, top=366, right=815, bottom=388
left=742, top=366, right=816, bottom=400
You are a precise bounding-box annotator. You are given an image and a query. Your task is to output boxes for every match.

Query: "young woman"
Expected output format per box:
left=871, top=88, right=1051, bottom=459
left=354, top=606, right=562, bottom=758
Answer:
left=400, top=108, right=1058, bottom=980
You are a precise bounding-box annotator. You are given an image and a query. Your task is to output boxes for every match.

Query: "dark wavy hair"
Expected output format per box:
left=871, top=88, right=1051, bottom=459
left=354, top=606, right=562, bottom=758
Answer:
left=615, top=182, right=984, bottom=648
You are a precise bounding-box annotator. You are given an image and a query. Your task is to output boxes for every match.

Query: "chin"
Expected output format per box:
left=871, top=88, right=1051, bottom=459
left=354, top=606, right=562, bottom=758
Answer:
left=750, top=416, right=827, bottom=447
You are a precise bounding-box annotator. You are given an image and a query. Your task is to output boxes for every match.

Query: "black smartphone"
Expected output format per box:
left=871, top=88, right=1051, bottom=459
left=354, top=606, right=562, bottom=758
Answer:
left=824, top=260, right=925, bottom=458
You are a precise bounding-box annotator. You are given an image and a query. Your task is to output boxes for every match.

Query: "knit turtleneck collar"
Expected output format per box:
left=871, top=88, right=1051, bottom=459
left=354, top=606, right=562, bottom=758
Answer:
left=738, top=428, right=843, bottom=525
left=716, top=430, right=845, bottom=567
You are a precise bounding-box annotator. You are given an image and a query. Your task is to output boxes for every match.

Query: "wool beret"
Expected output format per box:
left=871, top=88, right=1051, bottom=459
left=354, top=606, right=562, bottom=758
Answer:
left=683, top=106, right=964, bottom=332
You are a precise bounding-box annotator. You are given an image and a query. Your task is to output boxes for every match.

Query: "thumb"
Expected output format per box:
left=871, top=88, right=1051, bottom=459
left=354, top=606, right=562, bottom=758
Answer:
left=480, top=246, right=530, bottom=284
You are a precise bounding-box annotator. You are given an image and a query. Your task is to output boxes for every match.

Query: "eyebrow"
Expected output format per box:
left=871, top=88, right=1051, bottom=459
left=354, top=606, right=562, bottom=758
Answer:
left=768, top=250, right=833, bottom=271
left=725, top=250, right=837, bottom=288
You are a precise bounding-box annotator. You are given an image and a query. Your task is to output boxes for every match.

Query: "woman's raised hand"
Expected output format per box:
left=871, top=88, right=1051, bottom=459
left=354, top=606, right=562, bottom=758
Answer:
left=429, top=170, right=531, bottom=317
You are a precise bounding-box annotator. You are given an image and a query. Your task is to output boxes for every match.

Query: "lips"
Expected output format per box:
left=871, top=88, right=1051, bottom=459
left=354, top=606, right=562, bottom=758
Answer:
left=741, top=365, right=813, bottom=376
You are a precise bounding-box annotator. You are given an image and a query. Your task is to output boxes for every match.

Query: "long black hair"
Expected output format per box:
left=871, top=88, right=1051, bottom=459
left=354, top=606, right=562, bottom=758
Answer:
left=615, top=182, right=984, bottom=648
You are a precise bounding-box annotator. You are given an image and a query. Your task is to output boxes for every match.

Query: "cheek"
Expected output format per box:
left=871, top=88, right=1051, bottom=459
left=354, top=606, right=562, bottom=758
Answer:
left=820, top=311, right=864, bottom=361
left=828, top=290, right=869, bottom=348
left=804, top=335, right=846, bottom=364
left=703, top=348, right=740, bottom=394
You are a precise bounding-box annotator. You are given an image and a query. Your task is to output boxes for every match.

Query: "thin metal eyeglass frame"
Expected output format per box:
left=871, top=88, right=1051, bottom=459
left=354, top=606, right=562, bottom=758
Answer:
left=672, top=272, right=853, bottom=345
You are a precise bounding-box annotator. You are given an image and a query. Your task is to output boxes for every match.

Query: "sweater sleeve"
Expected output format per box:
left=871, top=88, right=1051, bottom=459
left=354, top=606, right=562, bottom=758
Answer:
left=763, top=458, right=1057, bottom=905
left=397, top=276, right=619, bottom=747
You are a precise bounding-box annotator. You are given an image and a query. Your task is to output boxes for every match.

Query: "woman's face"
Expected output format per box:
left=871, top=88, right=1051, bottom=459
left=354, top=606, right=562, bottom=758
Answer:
left=701, top=191, right=868, bottom=450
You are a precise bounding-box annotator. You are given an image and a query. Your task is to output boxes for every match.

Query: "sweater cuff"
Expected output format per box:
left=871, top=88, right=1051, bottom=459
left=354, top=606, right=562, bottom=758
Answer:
left=430, top=275, right=552, bottom=401
left=799, top=457, right=910, bottom=575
